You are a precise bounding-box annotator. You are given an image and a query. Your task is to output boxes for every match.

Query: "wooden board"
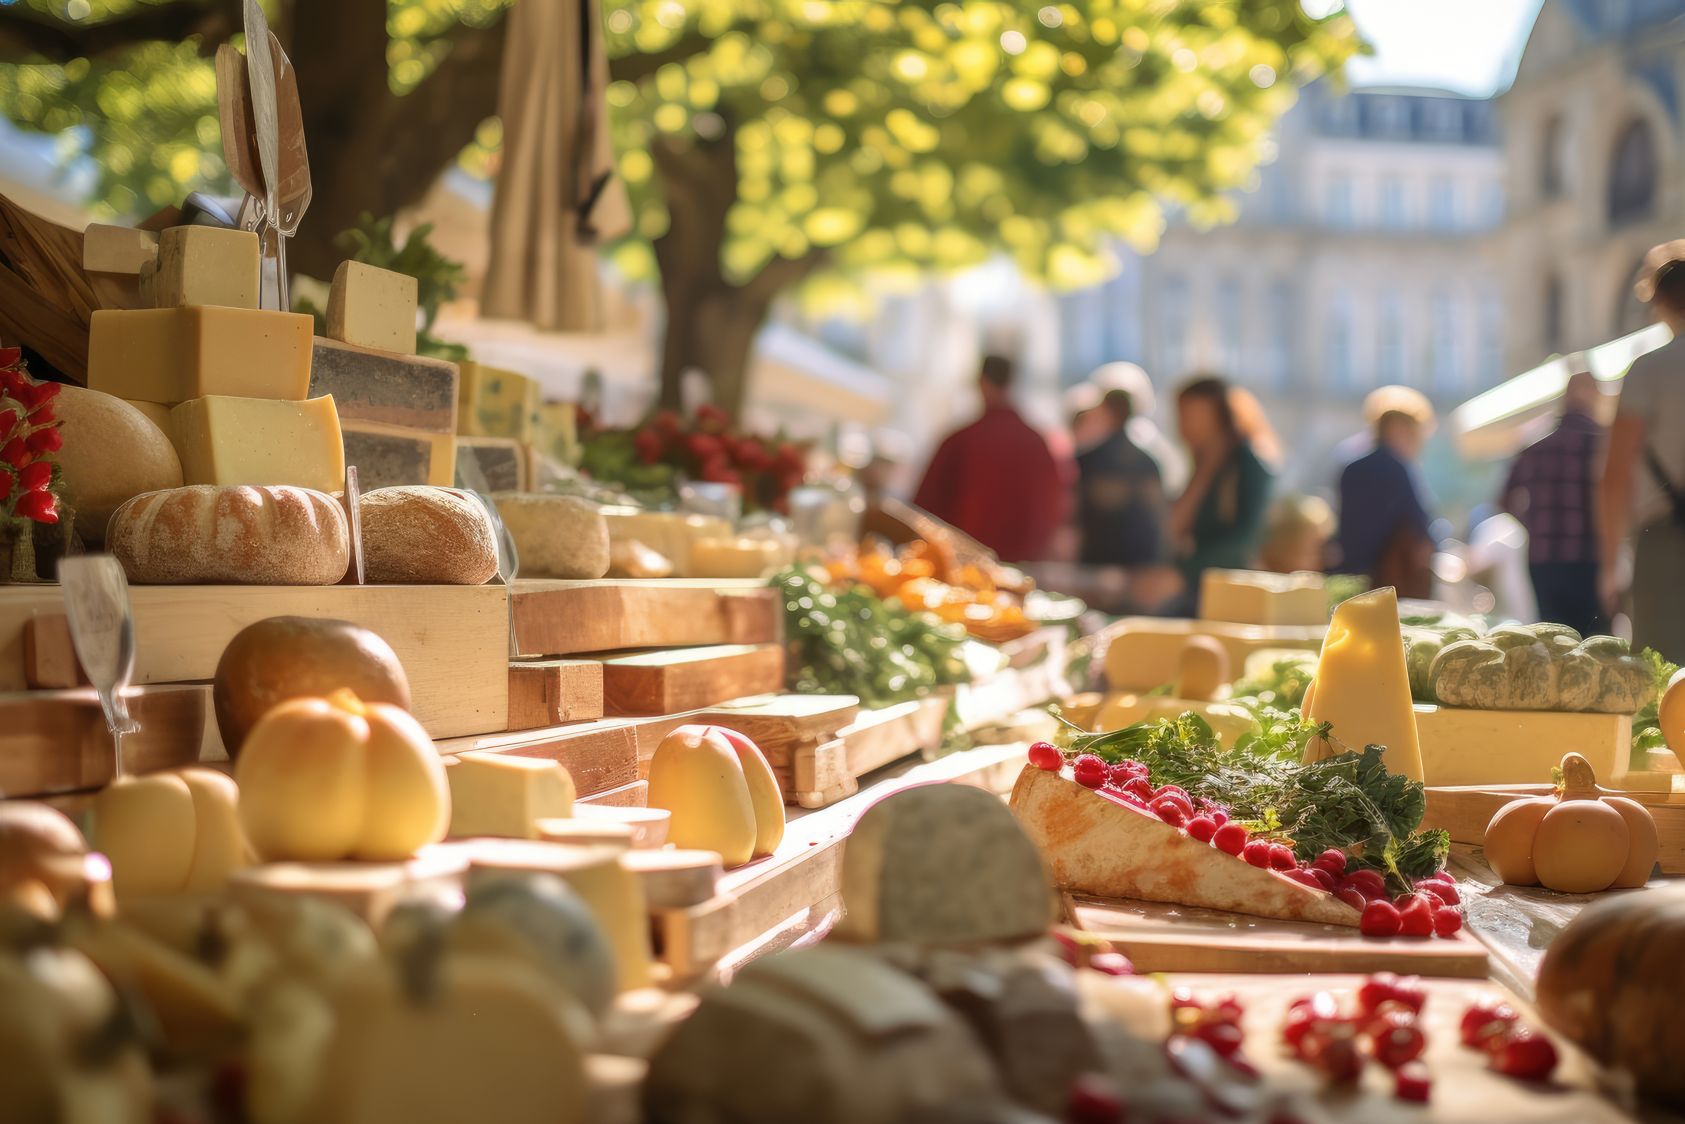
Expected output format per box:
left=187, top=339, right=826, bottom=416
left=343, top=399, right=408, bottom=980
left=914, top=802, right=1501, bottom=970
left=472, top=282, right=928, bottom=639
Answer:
left=1067, top=892, right=1491, bottom=978
left=0, top=686, right=208, bottom=798
left=434, top=721, right=640, bottom=799
left=3, top=584, right=508, bottom=738
left=838, top=696, right=950, bottom=779
left=652, top=742, right=1030, bottom=978
left=512, top=579, right=779, bottom=658
left=1427, top=783, right=1685, bottom=875
left=508, top=659, right=603, bottom=730
left=1163, top=974, right=1628, bottom=1123
left=601, top=644, right=786, bottom=717
left=578, top=779, right=649, bottom=808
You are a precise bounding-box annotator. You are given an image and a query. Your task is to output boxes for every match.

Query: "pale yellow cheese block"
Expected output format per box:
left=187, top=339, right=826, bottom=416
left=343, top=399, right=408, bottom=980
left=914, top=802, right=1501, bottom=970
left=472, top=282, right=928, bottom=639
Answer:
left=447, top=752, right=577, bottom=840
left=88, top=307, right=314, bottom=404
left=153, top=226, right=260, bottom=309
left=1199, top=568, right=1328, bottom=626
left=1414, top=704, right=1631, bottom=787
left=1104, top=617, right=1324, bottom=691
left=328, top=261, right=418, bottom=354
left=688, top=536, right=792, bottom=579
left=458, top=361, right=539, bottom=441
left=170, top=395, right=345, bottom=493
left=599, top=508, right=731, bottom=576
left=1303, top=586, right=1424, bottom=780
left=82, top=222, right=158, bottom=274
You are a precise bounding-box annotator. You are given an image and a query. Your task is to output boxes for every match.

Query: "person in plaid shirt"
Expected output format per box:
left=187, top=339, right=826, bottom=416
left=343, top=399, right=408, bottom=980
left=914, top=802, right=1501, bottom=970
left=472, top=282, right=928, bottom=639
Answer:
left=1501, top=371, right=1607, bottom=637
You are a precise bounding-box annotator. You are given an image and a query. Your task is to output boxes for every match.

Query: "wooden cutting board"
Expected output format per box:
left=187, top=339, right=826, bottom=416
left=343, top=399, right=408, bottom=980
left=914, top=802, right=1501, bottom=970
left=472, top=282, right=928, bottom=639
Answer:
left=601, top=644, right=785, bottom=717
left=9, top=584, right=508, bottom=738
left=1160, top=974, right=1629, bottom=1123
left=512, top=579, right=779, bottom=657
left=1426, top=783, right=1685, bottom=874
left=1067, top=892, right=1491, bottom=978
left=0, top=685, right=208, bottom=797
left=507, top=659, right=604, bottom=730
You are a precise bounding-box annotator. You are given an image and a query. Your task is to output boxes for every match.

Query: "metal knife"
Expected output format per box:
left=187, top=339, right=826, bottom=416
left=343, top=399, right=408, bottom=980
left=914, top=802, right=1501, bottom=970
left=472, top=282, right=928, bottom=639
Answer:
left=243, top=0, right=286, bottom=310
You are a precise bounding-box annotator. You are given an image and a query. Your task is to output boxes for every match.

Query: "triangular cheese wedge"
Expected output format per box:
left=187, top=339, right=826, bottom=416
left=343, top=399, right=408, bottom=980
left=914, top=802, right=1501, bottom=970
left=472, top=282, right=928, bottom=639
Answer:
left=1009, top=766, right=1361, bottom=927
left=1303, top=586, right=1424, bottom=781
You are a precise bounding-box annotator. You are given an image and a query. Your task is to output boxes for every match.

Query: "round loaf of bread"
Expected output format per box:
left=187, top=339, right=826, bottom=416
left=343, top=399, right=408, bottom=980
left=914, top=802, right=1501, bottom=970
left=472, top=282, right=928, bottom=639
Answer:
left=359, top=487, right=498, bottom=585
left=55, top=386, right=183, bottom=542
left=108, top=486, right=349, bottom=585
left=490, top=493, right=610, bottom=579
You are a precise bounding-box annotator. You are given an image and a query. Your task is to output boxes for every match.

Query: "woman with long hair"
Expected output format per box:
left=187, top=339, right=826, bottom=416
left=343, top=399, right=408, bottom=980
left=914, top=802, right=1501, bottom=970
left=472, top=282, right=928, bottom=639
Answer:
left=1167, top=375, right=1276, bottom=595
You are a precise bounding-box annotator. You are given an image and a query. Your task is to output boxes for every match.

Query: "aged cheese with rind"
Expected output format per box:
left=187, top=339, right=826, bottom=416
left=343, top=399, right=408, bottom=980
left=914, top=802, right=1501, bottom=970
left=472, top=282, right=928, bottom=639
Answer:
left=171, top=395, right=345, bottom=493
left=341, top=421, right=456, bottom=488
left=89, top=307, right=314, bottom=404
left=1199, top=568, right=1328, bottom=626
left=448, top=752, right=577, bottom=840
left=55, top=386, right=183, bottom=539
left=327, top=261, right=418, bottom=354
left=310, top=337, right=458, bottom=432
left=836, top=783, right=1055, bottom=945
left=458, top=362, right=539, bottom=441
left=152, top=226, right=260, bottom=309
left=455, top=435, right=528, bottom=492
left=1304, top=586, right=1424, bottom=781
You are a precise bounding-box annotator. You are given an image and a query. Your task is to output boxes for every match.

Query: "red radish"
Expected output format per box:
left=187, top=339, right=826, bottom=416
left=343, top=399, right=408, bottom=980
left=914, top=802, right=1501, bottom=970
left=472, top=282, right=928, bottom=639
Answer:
left=1122, top=777, right=1156, bottom=801
left=1282, top=869, right=1323, bottom=890
left=1267, top=844, right=1297, bottom=871
left=1460, top=1002, right=1518, bottom=1048
left=1360, top=900, right=1402, bottom=937
left=1490, top=1028, right=1558, bottom=1081
left=1208, top=808, right=1229, bottom=827
left=1398, top=896, right=1436, bottom=937
left=1415, top=879, right=1461, bottom=906
left=1185, top=815, right=1218, bottom=843
left=1394, top=1062, right=1432, bottom=1103
left=1153, top=783, right=1190, bottom=802
left=1313, top=848, right=1348, bottom=874
left=1433, top=909, right=1463, bottom=937
left=1194, top=1020, right=1245, bottom=1059
left=1367, top=1012, right=1426, bottom=1069
left=1334, top=886, right=1367, bottom=912
left=1242, top=840, right=1273, bottom=868
left=1150, top=796, right=1188, bottom=827
left=1341, top=869, right=1387, bottom=899
left=1213, top=822, right=1249, bottom=855
left=1308, top=867, right=1337, bottom=892
left=1072, top=754, right=1109, bottom=788
left=1027, top=742, right=1063, bottom=771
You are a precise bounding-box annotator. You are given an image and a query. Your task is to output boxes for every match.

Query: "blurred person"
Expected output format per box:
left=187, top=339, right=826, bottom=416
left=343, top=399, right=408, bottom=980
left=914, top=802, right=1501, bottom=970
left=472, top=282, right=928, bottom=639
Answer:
left=1074, top=388, right=1166, bottom=567
left=913, top=354, right=1069, bottom=562
left=1331, top=385, right=1437, bottom=485
left=1500, top=370, right=1608, bottom=637
left=1167, top=375, right=1275, bottom=597
left=1090, top=361, right=1189, bottom=492
left=1258, top=494, right=1337, bottom=574
left=1601, top=242, right=1685, bottom=656
left=1335, top=408, right=1435, bottom=598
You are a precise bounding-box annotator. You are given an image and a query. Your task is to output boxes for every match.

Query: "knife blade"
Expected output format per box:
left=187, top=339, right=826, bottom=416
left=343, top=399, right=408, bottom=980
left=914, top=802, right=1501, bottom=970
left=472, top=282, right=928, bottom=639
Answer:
left=243, top=0, right=284, bottom=308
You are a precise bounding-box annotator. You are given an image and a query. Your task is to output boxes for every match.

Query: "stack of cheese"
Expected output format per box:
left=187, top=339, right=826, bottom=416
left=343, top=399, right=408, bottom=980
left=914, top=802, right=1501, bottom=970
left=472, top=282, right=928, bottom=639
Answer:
left=456, top=361, right=539, bottom=491
left=309, top=261, right=459, bottom=489
left=88, top=226, right=345, bottom=493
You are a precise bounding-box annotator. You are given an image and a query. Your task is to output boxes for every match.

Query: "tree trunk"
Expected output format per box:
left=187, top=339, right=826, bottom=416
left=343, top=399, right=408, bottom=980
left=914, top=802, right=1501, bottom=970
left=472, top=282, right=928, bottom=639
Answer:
left=657, top=273, right=771, bottom=415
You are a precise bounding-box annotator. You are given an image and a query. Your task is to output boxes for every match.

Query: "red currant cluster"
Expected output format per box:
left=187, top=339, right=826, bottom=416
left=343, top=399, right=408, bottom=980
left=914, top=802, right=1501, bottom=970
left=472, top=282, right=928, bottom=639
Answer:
left=0, top=349, right=63, bottom=525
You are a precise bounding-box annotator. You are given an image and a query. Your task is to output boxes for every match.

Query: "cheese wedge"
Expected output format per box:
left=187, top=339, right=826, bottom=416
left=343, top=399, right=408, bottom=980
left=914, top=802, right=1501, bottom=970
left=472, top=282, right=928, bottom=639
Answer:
left=1303, top=586, right=1425, bottom=781
left=1009, top=765, right=1361, bottom=927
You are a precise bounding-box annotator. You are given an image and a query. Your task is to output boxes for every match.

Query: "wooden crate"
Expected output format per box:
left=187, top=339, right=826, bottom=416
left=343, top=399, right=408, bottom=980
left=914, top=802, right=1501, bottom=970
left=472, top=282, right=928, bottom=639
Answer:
left=508, top=659, right=603, bottom=730
left=601, top=644, right=785, bottom=717
left=0, top=685, right=208, bottom=798
left=512, top=579, right=779, bottom=657
left=2, top=584, right=508, bottom=738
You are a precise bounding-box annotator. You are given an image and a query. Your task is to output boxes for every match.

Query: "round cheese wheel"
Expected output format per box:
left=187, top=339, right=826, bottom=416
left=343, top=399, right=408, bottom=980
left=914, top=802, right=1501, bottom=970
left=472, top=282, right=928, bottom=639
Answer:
left=54, top=386, right=182, bottom=541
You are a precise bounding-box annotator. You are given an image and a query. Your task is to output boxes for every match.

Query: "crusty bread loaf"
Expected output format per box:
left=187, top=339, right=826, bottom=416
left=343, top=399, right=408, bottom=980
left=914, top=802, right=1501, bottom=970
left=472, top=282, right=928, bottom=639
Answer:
left=491, top=493, right=610, bottom=579
left=109, top=486, right=349, bottom=585
left=55, top=385, right=183, bottom=542
left=358, top=486, right=497, bottom=585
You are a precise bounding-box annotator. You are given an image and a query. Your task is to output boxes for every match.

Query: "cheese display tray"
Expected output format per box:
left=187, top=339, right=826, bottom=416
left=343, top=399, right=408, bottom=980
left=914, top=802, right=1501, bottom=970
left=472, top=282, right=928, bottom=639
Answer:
left=511, top=579, right=780, bottom=658
left=1066, top=893, right=1491, bottom=978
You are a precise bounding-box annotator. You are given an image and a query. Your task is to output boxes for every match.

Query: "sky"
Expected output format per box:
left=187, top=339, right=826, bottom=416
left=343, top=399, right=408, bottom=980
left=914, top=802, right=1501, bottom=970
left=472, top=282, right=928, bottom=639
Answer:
left=1336, top=0, right=1546, bottom=97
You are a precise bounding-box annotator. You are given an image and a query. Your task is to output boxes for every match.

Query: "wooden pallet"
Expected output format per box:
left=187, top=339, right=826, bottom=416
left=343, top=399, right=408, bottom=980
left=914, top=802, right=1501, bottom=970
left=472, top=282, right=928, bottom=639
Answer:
left=4, top=584, right=509, bottom=737
left=512, top=579, right=780, bottom=658
left=0, top=685, right=208, bottom=798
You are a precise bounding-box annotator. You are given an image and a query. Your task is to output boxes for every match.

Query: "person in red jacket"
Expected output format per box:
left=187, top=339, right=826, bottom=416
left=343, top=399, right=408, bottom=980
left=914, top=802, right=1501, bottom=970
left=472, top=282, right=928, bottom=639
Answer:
left=913, top=355, right=1070, bottom=562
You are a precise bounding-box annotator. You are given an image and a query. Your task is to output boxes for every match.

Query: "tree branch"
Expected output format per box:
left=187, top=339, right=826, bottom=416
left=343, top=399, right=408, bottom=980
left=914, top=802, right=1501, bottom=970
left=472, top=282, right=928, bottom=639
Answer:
left=0, top=0, right=239, bottom=62
left=741, top=249, right=827, bottom=305
left=607, top=29, right=715, bottom=84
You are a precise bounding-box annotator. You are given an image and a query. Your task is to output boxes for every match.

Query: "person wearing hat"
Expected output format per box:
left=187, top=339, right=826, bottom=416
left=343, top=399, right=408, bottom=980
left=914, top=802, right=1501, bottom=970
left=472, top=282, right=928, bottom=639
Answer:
left=1600, top=241, right=1685, bottom=655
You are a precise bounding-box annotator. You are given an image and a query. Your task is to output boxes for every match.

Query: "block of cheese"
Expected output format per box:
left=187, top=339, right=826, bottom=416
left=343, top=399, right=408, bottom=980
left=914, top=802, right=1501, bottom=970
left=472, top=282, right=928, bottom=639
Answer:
left=327, top=261, right=418, bottom=354
left=88, top=307, right=313, bottom=404
left=310, top=337, right=457, bottom=432
left=492, top=494, right=610, bottom=579
left=599, top=508, right=731, bottom=577
left=171, top=395, right=345, bottom=493
left=688, top=536, right=790, bottom=579
left=341, top=421, right=456, bottom=488
left=834, top=784, right=1054, bottom=945
left=1104, top=617, right=1324, bottom=691
left=82, top=223, right=158, bottom=274
left=152, top=226, right=260, bottom=309
left=1414, top=704, right=1630, bottom=787
left=123, top=399, right=176, bottom=435
left=456, top=435, right=529, bottom=492
left=1303, top=586, right=1424, bottom=781
left=458, top=362, right=539, bottom=441
left=533, top=402, right=579, bottom=466
left=448, top=752, right=577, bottom=839
left=1199, top=569, right=1328, bottom=627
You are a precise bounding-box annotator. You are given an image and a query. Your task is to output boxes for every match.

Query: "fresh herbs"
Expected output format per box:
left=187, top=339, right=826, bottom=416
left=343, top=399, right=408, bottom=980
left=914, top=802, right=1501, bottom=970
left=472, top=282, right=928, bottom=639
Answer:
left=1631, top=647, right=1680, bottom=766
left=1230, top=655, right=1317, bottom=711
left=1069, top=712, right=1447, bottom=889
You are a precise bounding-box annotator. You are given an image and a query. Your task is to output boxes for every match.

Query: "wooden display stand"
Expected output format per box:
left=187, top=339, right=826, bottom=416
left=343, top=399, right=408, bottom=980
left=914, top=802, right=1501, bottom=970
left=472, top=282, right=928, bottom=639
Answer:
left=512, top=579, right=780, bottom=657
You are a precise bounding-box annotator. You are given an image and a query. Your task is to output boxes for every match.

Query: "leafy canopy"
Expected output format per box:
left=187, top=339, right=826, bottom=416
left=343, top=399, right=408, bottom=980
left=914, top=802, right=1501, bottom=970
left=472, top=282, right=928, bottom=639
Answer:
left=603, top=0, right=1361, bottom=292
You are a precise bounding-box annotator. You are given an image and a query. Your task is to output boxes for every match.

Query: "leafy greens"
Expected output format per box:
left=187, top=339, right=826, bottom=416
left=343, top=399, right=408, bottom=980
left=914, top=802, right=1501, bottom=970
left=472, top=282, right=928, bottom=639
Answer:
left=1631, top=647, right=1679, bottom=766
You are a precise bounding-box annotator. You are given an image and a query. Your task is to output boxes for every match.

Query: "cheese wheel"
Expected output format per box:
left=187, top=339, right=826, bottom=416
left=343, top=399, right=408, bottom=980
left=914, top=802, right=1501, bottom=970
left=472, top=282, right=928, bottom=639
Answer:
left=108, top=485, right=349, bottom=585
left=54, top=386, right=183, bottom=540
left=359, top=487, right=498, bottom=585
left=491, top=493, right=610, bottom=579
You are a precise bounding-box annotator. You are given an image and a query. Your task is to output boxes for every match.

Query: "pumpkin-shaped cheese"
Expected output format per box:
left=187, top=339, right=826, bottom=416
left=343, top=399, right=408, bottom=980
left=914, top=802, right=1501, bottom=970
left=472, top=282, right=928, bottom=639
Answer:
left=1483, top=753, right=1658, bottom=893
left=645, top=725, right=784, bottom=867
left=90, top=767, right=252, bottom=899
left=1660, top=667, right=1685, bottom=754
left=235, top=689, right=449, bottom=862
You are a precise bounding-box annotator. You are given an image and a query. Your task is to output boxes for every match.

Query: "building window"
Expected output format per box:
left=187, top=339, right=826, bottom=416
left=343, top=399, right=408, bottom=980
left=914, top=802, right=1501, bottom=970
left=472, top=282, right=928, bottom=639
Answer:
left=1327, top=292, right=1355, bottom=389
left=1544, top=274, right=1564, bottom=354
left=1160, top=275, right=1189, bottom=378
left=1541, top=114, right=1566, bottom=199
left=1430, top=291, right=1459, bottom=389
left=1379, top=175, right=1408, bottom=229
left=1377, top=293, right=1405, bottom=383
left=1608, top=117, right=1658, bottom=226
left=1265, top=280, right=1294, bottom=388
left=1324, top=95, right=1360, bottom=135
left=1370, top=96, right=1412, bottom=139
left=1326, top=173, right=1355, bottom=228
left=1479, top=290, right=1504, bottom=385
left=1424, top=100, right=1463, bottom=141
left=1481, top=180, right=1505, bottom=227
left=1216, top=275, right=1244, bottom=377
left=1427, top=177, right=1457, bottom=229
